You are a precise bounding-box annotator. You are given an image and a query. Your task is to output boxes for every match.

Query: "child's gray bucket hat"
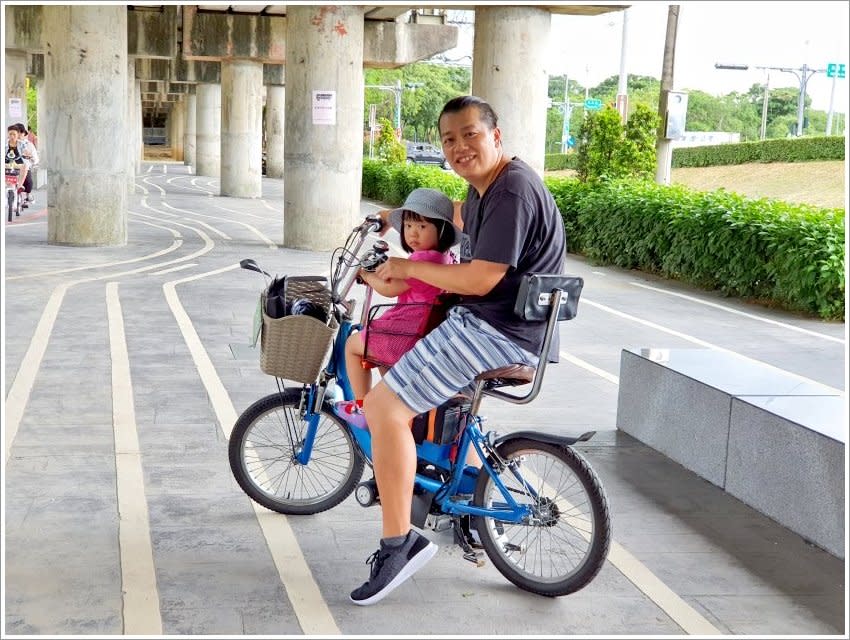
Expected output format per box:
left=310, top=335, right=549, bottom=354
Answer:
left=388, top=188, right=462, bottom=247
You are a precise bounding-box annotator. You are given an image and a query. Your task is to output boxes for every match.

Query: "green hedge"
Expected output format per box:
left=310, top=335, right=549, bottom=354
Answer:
left=362, top=159, right=467, bottom=205
left=671, top=136, right=845, bottom=168
left=360, top=160, right=845, bottom=320
left=545, top=177, right=845, bottom=320
left=544, top=153, right=579, bottom=171
left=546, top=137, right=845, bottom=171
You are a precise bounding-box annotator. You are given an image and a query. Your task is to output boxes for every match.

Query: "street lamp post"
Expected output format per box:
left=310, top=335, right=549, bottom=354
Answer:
left=714, top=62, right=825, bottom=137
left=365, top=80, right=424, bottom=138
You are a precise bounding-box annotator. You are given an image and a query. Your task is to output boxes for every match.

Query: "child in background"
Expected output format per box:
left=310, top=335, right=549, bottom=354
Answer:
left=336, top=188, right=461, bottom=427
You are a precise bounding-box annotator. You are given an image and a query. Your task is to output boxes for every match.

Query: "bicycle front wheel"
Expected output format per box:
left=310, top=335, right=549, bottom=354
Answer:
left=228, top=389, right=366, bottom=515
left=473, top=438, right=611, bottom=597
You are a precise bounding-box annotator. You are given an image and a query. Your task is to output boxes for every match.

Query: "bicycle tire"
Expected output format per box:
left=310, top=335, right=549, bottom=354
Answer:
left=228, top=389, right=366, bottom=515
left=473, top=438, right=611, bottom=597
left=7, top=189, right=13, bottom=222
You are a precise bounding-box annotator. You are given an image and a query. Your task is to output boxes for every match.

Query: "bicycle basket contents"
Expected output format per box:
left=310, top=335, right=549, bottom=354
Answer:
left=259, top=275, right=338, bottom=384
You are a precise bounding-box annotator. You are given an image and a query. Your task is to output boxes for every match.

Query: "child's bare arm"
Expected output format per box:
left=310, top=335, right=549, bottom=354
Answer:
left=359, top=269, right=410, bottom=298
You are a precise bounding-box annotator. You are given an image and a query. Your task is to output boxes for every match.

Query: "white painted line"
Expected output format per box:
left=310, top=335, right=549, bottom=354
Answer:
left=207, top=201, right=275, bottom=222
left=5, top=238, right=183, bottom=281
left=142, top=176, right=166, bottom=195
left=163, top=265, right=340, bottom=635
left=152, top=263, right=198, bottom=275
left=559, top=350, right=619, bottom=385
left=160, top=203, right=232, bottom=239
left=106, top=282, right=162, bottom=634
left=606, top=541, right=721, bottom=635
left=174, top=202, right=278, bottom=249
left=581, top=297, right=844, bottom=394
left=130, top=215, right=183, bottom=238
left=4, top=284, right=67, bottom=462
left=630, top=281, right=844, bottom=343
left=523, top=467, right=720, bottom=636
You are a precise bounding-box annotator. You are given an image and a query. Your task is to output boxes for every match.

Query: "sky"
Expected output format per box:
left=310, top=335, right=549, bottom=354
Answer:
left=443, top=1, right=849, bottom=114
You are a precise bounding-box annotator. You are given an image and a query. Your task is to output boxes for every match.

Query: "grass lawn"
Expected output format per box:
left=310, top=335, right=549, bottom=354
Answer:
left=547, top=160, right=847, bottom=210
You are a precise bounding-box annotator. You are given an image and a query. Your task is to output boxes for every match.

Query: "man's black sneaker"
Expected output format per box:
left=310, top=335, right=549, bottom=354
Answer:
left=349, top=529, right=438, bottom=606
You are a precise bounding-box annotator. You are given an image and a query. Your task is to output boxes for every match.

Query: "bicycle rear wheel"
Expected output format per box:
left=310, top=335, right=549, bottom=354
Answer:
left=473, top=438, right=611, bottom=597
left=228, top=388, right=365, bottom=515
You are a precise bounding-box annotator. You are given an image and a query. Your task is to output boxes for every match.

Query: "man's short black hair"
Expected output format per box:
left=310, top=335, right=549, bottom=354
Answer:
left=438, top=96, right=499, bottom=133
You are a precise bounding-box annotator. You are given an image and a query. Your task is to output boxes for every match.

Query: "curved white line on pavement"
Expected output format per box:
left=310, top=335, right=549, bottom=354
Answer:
left=258, top=199, right=278, bottom=212
left=4, top=284, right=68, bottom=463
left=130, top=215, right=184, bottom=238
left=5, top=216, right=214, bottom=459
left=206, top=201, right=272, bottom=222
left=106, top=282, right=162, bottom=634
left=159, top=202, right=231, bottom=239
left=141, top=175, right=166, bottom=195
left=582, top=297, right=844, bottom=394
left=163, top=265, right=340, bottom=635
left=166, top=175, right=212, bottom=195
left=5, top=237, right=183, bottom=281
left=189, top=176, right=217, bottom=195
left=164, top=201, right=278, bottom=249
left=629, top=281, right=844, bottom=344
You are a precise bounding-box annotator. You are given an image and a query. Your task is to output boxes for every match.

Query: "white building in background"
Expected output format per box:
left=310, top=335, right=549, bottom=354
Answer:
left=672, top=131, right=741, bottom=148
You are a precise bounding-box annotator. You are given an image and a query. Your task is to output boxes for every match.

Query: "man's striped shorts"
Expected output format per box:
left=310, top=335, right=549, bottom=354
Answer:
left=383, top=305, right=538, bottom=414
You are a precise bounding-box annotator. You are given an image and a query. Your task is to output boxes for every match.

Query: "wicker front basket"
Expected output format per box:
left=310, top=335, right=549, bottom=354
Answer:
left=260, top=312, right=338, bottom=383
left=258, top=279, right=337, bottom=384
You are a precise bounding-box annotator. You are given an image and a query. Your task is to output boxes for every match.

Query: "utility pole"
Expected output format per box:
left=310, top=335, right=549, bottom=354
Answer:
left=760, top=72, right=770, bottom=140
left=561, top=75, right=571, bottom=153
left=826, top=72, right=837, bottom=135
left=655, top=5, right=679, bottom=185
left=616, top=8, right=630, bottom=121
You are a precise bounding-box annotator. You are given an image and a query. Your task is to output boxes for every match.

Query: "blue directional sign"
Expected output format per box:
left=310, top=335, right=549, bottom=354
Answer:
left=826, top=63, right=846, bottom=79
left=584, top=98, right=603, bottom=110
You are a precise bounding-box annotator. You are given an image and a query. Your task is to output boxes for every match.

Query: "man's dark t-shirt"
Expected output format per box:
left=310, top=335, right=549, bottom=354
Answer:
left=457, top=158, right=567, bottom=357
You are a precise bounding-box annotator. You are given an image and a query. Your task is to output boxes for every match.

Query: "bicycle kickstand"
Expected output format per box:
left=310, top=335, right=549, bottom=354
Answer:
left=451, top=517, right=486, bottom=567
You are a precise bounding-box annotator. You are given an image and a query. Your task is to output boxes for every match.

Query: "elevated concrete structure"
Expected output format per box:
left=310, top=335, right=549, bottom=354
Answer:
left=4, top=3, right=628, bottom=247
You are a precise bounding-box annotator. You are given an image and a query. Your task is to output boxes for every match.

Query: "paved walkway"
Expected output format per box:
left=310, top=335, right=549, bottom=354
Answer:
left=3, top=164, right=846, bottom=636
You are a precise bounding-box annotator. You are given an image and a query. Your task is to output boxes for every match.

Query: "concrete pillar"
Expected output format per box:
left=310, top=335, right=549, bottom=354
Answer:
left=196, top=83, right=221, bottom=177
left=472, top=6, right=551, bottom=176
left=43, top=5, right=128, bottom=246
left=127, top=58, right=137, bottom=192
left=4, top=50, right=28, bottom=128
left=171, top=98, right=185, bottom=162
left=284, top=6, right=365, bottom=250
left=265, top=85, right=285, bottom=178
left=184, top=92, right=197, bottom=170
left=221, top=60, right=263, bottom=197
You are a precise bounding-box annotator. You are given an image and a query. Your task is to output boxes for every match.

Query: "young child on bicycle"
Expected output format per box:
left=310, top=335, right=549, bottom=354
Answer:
left=336, top=188, right=461, bottom=427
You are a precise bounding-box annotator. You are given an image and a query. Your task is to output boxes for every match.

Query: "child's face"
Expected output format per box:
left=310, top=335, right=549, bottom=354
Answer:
left=403, top=216, right=439, bottom=252
left=8, top=129, right=19, bottom=145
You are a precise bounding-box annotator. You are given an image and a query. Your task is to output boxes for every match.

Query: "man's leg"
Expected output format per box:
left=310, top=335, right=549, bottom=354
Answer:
left=363, top=382, right=417, bottom=537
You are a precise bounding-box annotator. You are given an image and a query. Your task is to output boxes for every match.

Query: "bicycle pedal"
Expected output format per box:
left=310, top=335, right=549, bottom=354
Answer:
left=462, top=550, right=486, bottom=567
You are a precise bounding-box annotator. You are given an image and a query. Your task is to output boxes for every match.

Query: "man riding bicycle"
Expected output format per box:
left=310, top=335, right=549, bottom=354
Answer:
left=350, top=96, right=567, bottom=605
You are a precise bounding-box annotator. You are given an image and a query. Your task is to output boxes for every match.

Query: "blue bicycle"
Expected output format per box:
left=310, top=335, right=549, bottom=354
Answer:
left=229, top=215, right=611, bottom=597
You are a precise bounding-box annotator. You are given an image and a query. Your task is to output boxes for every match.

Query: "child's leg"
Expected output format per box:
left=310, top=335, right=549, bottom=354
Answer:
left=344, top=332, right=372, bottom=400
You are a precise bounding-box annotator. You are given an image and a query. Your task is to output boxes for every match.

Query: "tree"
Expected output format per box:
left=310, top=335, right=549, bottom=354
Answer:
left=374, top=117, right=405, bottom=164
left=575, top=104, right=659, bottom=182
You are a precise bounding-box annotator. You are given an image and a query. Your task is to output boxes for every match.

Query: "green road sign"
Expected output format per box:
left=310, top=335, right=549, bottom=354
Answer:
left=584, top=98, right=603, bottom=110
left=826, top=63, right=846, bottom=79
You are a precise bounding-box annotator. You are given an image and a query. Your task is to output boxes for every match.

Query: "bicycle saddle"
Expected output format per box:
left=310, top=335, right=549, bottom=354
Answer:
left=475, top=363, right=535, bottom=388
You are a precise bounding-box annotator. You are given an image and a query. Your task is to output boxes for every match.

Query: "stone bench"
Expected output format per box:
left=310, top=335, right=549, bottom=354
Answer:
left=616, top=347, right=845, bottom=558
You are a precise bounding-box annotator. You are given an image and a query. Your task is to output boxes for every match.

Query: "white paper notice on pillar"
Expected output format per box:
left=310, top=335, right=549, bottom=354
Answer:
left=312, top=91, right=336, bottom=126
left=9, top=98, right=23, bottom=118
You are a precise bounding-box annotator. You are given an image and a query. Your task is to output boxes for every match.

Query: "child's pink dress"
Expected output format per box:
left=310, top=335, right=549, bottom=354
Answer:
left=360, top=249, right=453, bottom=367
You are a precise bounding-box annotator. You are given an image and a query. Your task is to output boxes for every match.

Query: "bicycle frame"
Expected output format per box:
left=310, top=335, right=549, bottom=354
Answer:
left=282, top=218, right=543, bottom=527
